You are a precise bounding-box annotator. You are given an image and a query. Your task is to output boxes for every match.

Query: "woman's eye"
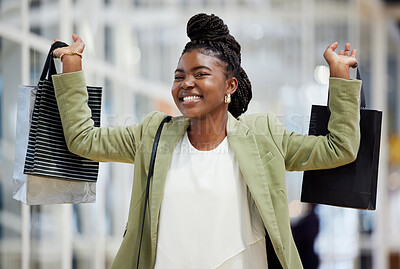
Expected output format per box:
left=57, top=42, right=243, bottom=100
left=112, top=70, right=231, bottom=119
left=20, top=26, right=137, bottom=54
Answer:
left=174, top=75, right=184, bottom=80
left=195, top=73, right=208, bottom=78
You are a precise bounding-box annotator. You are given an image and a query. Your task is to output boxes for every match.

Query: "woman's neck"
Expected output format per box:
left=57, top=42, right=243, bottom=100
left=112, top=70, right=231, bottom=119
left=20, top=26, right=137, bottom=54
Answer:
left=187, top=113, right=228, bottom=151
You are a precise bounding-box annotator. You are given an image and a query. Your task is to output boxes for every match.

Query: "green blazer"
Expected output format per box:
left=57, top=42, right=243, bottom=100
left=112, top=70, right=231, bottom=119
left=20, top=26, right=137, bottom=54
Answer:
left=53, top=71, right=361, bottom=269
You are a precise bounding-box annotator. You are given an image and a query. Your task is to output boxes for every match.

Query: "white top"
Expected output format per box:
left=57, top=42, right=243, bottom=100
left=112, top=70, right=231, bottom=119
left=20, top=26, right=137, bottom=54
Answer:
left=154, top=132, right=268, bottom=269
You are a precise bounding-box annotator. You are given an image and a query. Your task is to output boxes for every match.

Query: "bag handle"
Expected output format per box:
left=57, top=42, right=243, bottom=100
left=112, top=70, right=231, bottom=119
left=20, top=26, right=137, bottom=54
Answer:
left=137, top=115, right=172, bottom=269
left=356, top=68, right=366, bottom=109
left=39, top=41, right=69, bottom=82
left=327, top=67, right=366, bottom=112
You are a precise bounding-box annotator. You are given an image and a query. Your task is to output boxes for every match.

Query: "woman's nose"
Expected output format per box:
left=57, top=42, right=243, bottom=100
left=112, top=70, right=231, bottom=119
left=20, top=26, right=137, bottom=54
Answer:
left=181, top=76, right=194, bottom=89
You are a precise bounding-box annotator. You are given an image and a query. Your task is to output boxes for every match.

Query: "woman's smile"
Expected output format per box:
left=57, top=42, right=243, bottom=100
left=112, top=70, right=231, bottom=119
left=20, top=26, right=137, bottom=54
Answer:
left=180, top=94, right=203, bottom=105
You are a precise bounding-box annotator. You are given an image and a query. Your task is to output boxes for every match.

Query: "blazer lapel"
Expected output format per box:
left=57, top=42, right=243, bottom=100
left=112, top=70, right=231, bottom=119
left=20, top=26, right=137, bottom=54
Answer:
left=149, top=116, right=189, bottom=248
left=227, top=113, right=284, bottom=250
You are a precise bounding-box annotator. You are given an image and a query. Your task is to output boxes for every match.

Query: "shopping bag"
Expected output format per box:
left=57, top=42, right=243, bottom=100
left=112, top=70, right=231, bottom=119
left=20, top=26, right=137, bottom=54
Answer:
left=301, top=69, right=382, bottom=210
left=24, top=41, right=102, bottom=182
left=13, top=85, right=96, bottom=205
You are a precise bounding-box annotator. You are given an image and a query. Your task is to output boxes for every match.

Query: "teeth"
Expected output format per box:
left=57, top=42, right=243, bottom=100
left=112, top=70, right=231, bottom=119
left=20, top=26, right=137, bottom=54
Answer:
left=183, top=96, right=201, bottom=102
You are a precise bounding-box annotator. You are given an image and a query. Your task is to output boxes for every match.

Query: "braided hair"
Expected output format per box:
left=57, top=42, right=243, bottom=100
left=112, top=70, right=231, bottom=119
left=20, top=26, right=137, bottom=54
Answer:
left=182, top=13, right=252, bottom=118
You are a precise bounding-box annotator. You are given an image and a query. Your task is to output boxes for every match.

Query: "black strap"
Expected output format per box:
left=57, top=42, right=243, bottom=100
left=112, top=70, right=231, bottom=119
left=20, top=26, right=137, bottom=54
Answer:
left=265, top=231, right=283, bottom=268
left=39, top=41, right=69, bottom=82
left=356, top=68, right=366, bottom=108
left=137, top=115, right=172, bottom=269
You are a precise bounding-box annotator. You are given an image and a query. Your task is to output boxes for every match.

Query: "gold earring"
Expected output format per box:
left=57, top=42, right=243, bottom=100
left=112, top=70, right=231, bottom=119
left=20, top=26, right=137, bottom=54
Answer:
left=224, top=93, right=231, bottom=104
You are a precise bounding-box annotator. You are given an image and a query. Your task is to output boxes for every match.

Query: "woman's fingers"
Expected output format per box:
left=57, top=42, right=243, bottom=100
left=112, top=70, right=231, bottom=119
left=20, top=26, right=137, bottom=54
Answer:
left=343, top=44, right=358, bottom=68
left=332, top=43, right=355, bottom=57
left=53, top=48, right=62, bottom=58
left=72, top=33, right=80, bottom=42
left=327, top=42, right=338, bottom=52
left=331, top=43, right=357, bottom=59
left=323, top=42, right=338, bottom=62
left=344, top=43, right=351, bottom=56
left=71, top=34, right=85, bottom=52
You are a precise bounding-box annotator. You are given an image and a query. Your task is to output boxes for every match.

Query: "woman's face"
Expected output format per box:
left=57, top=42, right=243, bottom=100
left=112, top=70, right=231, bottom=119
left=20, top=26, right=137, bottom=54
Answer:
left=171, top=49, right=237, bottom=119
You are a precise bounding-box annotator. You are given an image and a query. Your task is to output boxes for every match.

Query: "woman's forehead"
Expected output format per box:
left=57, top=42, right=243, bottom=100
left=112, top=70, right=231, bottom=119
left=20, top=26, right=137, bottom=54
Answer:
left=177, top=49, right=225, bottom=71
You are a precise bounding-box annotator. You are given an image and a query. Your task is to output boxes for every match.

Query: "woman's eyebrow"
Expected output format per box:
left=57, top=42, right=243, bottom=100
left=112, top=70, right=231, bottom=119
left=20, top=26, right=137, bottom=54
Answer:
left=174, top=68, right=184, bottom=73
left=174, top=66, right=212, bottom=73
left=191, top=66, right=212, bottom=72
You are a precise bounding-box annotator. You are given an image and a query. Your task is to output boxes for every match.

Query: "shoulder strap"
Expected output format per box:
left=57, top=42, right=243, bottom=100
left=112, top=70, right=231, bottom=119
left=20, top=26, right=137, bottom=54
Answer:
left=137, top=115, right=172, bottom=269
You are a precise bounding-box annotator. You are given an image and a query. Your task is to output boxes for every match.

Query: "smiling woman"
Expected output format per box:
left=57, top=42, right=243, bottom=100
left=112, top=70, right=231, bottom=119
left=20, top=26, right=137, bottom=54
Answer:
left=172, top=52, right=234, bottom=119
left=51, top=13, right=361, bottom=269
left=172, top=50, right=238, bottom=149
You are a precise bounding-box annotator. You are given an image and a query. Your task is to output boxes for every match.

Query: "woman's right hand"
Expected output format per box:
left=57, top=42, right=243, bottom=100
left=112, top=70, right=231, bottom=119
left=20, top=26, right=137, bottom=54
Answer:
left=53, top=34, right=85, bottom=73
left=53, top=33, right=85, bottom=58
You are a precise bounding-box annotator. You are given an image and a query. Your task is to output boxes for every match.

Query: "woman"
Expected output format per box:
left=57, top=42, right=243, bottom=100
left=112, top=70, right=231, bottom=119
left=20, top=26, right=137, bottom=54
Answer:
left=53, top=13, right=360, bottom=269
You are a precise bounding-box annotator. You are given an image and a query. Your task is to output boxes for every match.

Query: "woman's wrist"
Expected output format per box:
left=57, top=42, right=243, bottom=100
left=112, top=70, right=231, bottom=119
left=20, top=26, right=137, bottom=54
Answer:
left=61, top=55, right=82, bottom=73
left=59, top=51, right=82, bottom=62
left=329, top=65, right=350, bottom=80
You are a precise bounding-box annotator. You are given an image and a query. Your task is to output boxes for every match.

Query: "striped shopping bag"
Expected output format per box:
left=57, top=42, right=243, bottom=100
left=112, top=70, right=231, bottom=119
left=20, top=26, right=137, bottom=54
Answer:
left=24, top=41, right=102, bottom=182
left=13, top=86, right=96, bottom=205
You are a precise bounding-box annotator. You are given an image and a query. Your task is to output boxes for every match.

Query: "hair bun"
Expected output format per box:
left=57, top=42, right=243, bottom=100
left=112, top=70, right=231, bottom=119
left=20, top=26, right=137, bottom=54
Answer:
left=187, top=13, right=229, bottom=42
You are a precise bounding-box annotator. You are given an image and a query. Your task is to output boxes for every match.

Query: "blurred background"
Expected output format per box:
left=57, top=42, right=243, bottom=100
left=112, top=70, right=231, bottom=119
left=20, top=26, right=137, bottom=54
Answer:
left=0, top=0, right=399, bottom=268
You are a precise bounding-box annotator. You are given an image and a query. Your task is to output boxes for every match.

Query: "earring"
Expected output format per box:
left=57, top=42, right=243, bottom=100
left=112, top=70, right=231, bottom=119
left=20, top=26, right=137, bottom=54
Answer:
left=224, top=93, right=231, bottom=104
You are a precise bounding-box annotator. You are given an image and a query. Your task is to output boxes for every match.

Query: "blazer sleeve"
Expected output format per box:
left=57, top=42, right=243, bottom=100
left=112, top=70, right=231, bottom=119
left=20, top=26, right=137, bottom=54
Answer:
left=269, top=77, right=361, bottom=171
left=52, top=70, right=157, bottom=164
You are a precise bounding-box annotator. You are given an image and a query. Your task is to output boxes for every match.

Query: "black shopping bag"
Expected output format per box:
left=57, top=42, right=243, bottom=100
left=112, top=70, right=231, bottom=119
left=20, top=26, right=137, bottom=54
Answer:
left=24, top=41, right=102, bottom=182
left=301, top=69, right=382, bottom=210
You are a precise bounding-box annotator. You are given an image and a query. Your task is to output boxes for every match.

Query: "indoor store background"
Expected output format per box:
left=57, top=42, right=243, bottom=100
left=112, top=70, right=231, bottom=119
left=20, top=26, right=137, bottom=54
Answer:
left=0, top=0, right=400, bottom=268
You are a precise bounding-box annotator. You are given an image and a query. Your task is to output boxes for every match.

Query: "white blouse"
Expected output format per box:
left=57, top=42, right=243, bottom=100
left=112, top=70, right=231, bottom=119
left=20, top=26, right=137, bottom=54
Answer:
left=154, top=132, right=268, bottom=269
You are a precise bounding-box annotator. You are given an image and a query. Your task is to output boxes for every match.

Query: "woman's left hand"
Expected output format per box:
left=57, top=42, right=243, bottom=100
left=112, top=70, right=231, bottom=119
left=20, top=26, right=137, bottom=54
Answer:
left=323, top=42, right=357, bottom=80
